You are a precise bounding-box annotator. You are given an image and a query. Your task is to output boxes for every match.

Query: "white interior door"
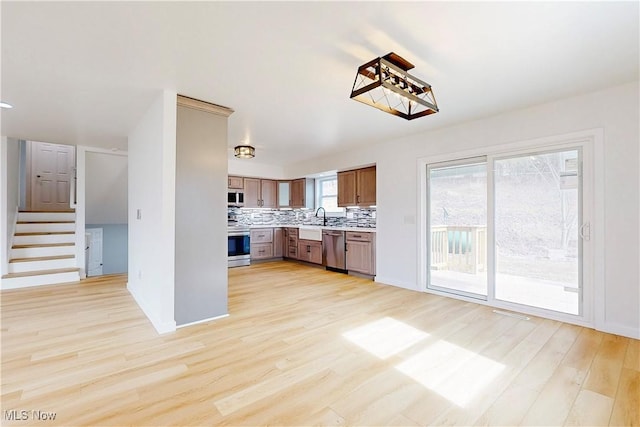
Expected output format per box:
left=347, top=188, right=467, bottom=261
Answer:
left=31, top=141, right=75, bottom=211
left=86, top=228, right=103, bottom=277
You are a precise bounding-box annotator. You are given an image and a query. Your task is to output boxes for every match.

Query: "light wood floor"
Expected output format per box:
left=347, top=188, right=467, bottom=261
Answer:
left=1, top=261, right=638, bottom=426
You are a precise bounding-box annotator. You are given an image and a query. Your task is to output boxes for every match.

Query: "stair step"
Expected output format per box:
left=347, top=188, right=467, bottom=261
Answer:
left=8, top=256, right=77, bottom=274
left=1, top=268, right=81, bottom=289
left=12, top=243, right=75, bottom=249
left=11, top=243, right=76, bottom=259
left=16, top=222, right=75, bottom=233
left=10, top=255, right=75, bottom=263
left=13, top=233, right=76, bottom=245
left=18, top=211, right=76, bottom=222
left=2, top=267, right=80, bottom=279
left=14, top=232, right=74, bottom=236
left=17, top=221, right=75, bottom=224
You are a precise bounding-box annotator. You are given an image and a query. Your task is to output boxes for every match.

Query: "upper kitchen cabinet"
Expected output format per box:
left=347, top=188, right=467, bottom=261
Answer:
left=228, top=176, right=244, bottom=189
left=244, top=178, right=277, bottom=208
left=278, top=181, right=291, bottom=208
left=338, top=166, right=376, bottom=207
left=290, top=178, right=315, bottom=209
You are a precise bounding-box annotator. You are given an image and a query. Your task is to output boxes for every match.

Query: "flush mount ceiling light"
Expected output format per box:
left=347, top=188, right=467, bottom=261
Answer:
left=0, top=101, right=13, bottom=109
left=350, top=52, right=438, bottom=120
left=234, top=145, right=255, bottom=159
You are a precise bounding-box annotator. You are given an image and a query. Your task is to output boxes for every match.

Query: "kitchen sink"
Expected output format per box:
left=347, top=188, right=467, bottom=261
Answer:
left=298, top=226, right=323, bottom=241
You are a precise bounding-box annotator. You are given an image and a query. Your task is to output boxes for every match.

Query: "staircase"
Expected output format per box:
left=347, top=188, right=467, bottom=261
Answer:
left=2, top=211, right=81, bottom=289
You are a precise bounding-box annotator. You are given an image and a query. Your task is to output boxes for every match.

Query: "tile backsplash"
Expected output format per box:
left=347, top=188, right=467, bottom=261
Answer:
left=228, top=207, right=376, bottom=228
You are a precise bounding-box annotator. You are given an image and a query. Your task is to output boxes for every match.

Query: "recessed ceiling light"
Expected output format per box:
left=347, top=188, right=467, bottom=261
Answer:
left=0, top=102, right=13, bottom=109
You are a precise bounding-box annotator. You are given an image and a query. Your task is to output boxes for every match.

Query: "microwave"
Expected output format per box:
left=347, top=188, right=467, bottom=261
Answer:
left=228, top=190, right=244, bottom=207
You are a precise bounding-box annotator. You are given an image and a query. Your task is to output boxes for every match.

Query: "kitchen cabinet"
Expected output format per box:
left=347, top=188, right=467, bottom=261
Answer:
left=284, top=227, right=298, bottom=259
left=278, top=181, right=291, bottom=208
left=273, top=228, right=283, bottom=258
left=228, top=176, right=244, bottom=189
left=337, top=166, right=376, bottom=207
left=250, top=228, right=275, bottom=260
left=298, top=239, right=323, bottom=265
left=346, top=231, right=376, bottom=275
left=290, top=178, right=315, bottom=209
left=244, top=178, right=277, bottom=208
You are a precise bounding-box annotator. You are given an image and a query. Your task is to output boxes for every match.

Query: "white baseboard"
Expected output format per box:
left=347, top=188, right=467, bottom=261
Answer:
left=597, top=321, right=640, bottom=340
left=176, top=313, right=229, bottom=329
left=127, top=282, right=176, bottom=335
left=374, top=276, right=421, bottom=292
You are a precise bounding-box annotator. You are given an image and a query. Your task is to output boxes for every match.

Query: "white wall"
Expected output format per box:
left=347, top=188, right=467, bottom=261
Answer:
left=127, top=90, right=177, bottom=334
left=174, top=103, right=230, bottom=326
left=0, top=137, right=20, bottom=277
left=228, top=157, right=285, bottom=179
left=286, top=81, right=640, bottom=339
left=86, top=152, right=127, bottom=224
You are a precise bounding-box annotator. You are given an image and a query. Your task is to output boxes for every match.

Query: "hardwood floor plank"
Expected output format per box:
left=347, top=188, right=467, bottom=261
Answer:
left=1, top=263, right=638, bottom=426
left=609, top=367, right=640, bottom=426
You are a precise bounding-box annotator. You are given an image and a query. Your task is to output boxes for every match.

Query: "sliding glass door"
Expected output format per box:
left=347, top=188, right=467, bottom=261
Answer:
left=427, top=147, right=583, bottom=317
left=428, top=159, right=488, bottom=298
left=494, top=149, right=581, bottom=315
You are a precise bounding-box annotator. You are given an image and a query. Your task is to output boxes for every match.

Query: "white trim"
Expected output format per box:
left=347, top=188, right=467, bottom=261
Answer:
left=418, top=128, right=604, bottom=331
left=127, top=282, right=177, bottom=334
left=176, top=314, right=230, bottom=329
left=375, top=276, right=421, bottom=292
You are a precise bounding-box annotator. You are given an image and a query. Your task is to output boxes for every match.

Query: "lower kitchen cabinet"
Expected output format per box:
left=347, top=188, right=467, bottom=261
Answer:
left=298, top=239, right=323, bottom=264
left=346, top=231, right=376, bottom=275
left=250, top=228, right=277, bottom=260
left=284, top=228, right=299, bottom=260
left=273, top=228, right=283, bottom=258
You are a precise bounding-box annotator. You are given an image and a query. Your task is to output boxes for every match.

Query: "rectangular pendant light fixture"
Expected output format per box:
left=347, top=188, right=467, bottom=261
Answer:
left=350, top=52, right=438, bottom=120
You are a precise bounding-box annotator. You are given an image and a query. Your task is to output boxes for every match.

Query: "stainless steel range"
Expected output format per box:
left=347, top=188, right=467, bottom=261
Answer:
left=228, top=225, right=250, bottom=267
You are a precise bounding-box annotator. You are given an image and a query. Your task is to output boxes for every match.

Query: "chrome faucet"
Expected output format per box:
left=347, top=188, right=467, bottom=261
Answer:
left=315, top=207, right=327, bottom=226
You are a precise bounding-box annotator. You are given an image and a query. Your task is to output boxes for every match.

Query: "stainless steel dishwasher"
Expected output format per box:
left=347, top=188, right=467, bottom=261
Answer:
left=322, top=230, right=346, bottom=272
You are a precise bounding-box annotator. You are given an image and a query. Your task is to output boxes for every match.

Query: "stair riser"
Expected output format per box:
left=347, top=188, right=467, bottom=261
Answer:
left=13, top=234, right=75, bottom=245
left=11, top=246, right=76, bottom=258
left=1, top=271, right=81, bottom=290
left=16, top=223, right=75, bottom=233
left=18, top=212, right=76, bottom=222
left=9, top=258, right=77, bottom=274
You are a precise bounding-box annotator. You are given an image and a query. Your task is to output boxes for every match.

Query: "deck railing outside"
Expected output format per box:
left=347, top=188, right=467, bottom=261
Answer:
left=431, top=225, right=487, bottom=274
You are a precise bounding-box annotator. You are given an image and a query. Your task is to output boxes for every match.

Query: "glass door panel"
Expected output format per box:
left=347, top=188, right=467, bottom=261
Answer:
left=428, top=160, right=488, bottom=298
left=494, top=149, right=581, bottom=315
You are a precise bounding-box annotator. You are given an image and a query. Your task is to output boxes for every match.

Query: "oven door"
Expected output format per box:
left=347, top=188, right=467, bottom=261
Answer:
left=228, top=232, right=250, bottom=265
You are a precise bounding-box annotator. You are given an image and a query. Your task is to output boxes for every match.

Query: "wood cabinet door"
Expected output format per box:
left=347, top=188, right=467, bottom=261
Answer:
left=346, top=240, right=373, bottom=274
left=309, top=241, right=323, bottom=264
left=337, top=170, right=357, bottom=207
left=357, top=166, right=376, bottom=206
left=278, top=181, right=291, bottom=208
left=250, top=228, right=273, bottom=244
left=274, top=228, right=283, bottom=257
left=290, top=179, right=304, bottom=208
left=243, top=178, right=260, bottom=207
left=261, top=179, right=277, bottom=208
left=228, top=176, right=244, bottom=189
left=251, top=243, right=273, bottom=259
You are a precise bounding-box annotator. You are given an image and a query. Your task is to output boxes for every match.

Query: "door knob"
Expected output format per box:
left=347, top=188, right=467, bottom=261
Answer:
left=36, top=175, right=41, bottom=178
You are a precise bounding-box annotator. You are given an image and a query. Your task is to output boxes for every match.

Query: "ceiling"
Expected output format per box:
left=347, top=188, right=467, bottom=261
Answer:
left=1, top=2, right=638, bottom=167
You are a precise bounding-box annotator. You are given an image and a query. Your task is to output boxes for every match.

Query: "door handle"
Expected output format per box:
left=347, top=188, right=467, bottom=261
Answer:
left=579, top=222, right=591, bottom=241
